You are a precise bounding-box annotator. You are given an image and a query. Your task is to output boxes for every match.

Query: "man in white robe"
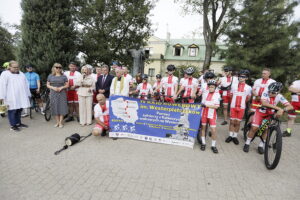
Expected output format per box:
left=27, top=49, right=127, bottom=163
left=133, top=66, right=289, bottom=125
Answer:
left=110, top=68, right=129, bottom=97
left=0, top=61, right=31, bottom=131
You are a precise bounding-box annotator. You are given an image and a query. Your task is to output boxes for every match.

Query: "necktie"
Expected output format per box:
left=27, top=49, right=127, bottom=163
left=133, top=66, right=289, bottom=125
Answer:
left=102, top=75, right=106, bottom=86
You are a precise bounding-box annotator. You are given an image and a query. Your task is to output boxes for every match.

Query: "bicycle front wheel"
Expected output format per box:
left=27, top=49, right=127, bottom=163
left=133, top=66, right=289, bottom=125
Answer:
left=264, top=126, right=282, bottom=170
left=243, top=112, right=254, bottom=141
left=44, top=100, right=51, bottom=121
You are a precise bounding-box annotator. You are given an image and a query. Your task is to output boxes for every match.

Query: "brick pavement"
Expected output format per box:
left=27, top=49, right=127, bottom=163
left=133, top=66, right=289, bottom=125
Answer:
left=0, top=113, right=299, bottom=200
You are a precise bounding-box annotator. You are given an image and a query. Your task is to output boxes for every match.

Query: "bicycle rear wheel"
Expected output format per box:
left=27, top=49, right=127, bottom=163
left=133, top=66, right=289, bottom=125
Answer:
left=264, top=126, right=282, bottom=170
left=44, top=100, right=51, bottom=121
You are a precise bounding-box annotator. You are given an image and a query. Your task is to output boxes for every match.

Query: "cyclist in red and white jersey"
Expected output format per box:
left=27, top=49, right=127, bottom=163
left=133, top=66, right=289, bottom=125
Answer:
left=200, top=80, right=221, bottom=154
left=161, top=65, right=178, bottom=103
left=243, top=82, right=293, bottom=154
left=153, top=74, right=162, bottom=93
left=179, top=73, right=188, bottom=86
left=225, top=70, right=252, bottom=145
left=176, top=67, right=198, bottom=103
left=284, top=79, right=300, bottom=137
left=64, top=62, right=81, bottom=122
left=219, top=66, right=238, bottom=125
left=199, top=71, right=218, bottom=97
left=251, top=68, right=275, bottom=111
left=133, top=74, right=153, bottom=100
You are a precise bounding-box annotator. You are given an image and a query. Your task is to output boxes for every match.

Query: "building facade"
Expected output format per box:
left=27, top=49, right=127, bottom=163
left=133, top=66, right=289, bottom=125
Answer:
left=144, top=35, right=226, bottom=81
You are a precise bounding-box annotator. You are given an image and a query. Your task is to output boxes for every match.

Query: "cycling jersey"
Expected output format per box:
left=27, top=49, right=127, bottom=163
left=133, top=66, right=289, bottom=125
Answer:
left=252, top=92, right=289, bottom=127
left=64, top=71, right=81, bottom=103
left=181, top=77, right=198, bottom=103
left=201, top=92, right=221, bottom=127
left=161, top=75, right=178, bottom=101
left=230, top=82, right=252, bottom=121
left=25, top=72, right=40, bottom=89
left=94, top=101, right=109, bottom=130
left=152, top=81, right=162, bottom=93
left=136, top=82, right=153, bottom=100
left=251, top=78, right=276, bottom=111
left=199, top=81, right=219, bottom=96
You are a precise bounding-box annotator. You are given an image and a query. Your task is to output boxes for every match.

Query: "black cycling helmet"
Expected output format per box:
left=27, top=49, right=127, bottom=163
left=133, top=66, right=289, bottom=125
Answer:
left=184, top=67, right=195, bottom=75
left=268, top=82, right=283, bottom=93
left=204, top=71, right=215, bottom=79
left=141, top=74, right=148, bottom=79
left=156, top=74, right=162, bottom=79
left=207, top=80, right=217, bottom=87
left=223, top=66, right=233, bottom=72
left=238, top=69, right=250, bottom=77
left=167, top=64, right=176, bottom=71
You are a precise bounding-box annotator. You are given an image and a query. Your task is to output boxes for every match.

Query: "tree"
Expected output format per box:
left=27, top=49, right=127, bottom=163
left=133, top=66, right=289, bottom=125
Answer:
left=224, top=0, right=299, bottom=83
left=0, top=19, right=16, bottom=65
left=19, top=0, right=77, bottom=80
left=177, top=0, right=238, bottom=70
left=72, top=0, right=153, bottom=67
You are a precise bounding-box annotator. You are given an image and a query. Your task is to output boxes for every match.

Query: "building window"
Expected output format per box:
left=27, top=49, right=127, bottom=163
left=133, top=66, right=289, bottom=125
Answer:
left=173, top=44, right=184, bottom=56
left=148, top=68, right=155, bottom=77
left=188, top=44, right=199, bottom=57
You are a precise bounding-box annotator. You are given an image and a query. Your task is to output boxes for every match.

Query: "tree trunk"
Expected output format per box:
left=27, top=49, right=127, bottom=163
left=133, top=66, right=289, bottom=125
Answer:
left=203, top=42, right=213, bottom=71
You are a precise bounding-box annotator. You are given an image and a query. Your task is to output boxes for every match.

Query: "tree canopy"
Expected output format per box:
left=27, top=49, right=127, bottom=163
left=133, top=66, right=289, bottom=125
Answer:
left=0, top=19, right=16, bottom=65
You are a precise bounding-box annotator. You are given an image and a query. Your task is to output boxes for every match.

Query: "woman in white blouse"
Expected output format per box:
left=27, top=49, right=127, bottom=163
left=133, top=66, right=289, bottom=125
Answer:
left=76, top=65, right=95, bottom=126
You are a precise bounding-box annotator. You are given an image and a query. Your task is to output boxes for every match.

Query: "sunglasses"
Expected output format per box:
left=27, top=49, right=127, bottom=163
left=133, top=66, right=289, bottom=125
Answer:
left=269, top=91, right=278, bottom=94
left=239, top=76, right=247, bottom=78
left=224, top=70, right=229, bottom=72
left=56, top=67, right=62, bottom=69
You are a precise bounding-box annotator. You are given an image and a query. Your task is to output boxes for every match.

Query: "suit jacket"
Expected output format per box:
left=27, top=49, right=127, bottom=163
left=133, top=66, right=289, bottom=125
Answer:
left=96, top=74, right=114, bottom=98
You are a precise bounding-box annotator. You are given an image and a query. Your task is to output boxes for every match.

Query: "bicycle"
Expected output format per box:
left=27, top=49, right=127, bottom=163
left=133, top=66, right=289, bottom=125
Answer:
left=243, top=104, right=289, bottom=170
left=29, top=93, right=41, bottom=119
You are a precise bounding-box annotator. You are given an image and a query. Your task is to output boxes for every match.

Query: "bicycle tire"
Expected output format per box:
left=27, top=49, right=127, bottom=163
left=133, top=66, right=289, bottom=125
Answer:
left=44, top=100, right=51, bottom=121
left=29, top=107, right=33, bottom=119
left=264, top=126, right=282, bottom=170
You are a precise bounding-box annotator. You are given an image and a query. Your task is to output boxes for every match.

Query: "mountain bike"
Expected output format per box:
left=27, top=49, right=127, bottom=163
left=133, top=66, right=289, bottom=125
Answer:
left=41, top=88, right=51, bottom=121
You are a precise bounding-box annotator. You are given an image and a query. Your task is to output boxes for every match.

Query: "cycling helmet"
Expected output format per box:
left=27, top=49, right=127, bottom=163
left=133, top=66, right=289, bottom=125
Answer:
left=156, top=74, right=162, bottom=79
left=207, top=80, right=217, bottom=87
left=238, top=69, right=249, bottom=77
left=167, top=64, right=176, bottom=71
left=2, top=62, right=9, bottom=69
left=268, top=82, right=283, bottom=93
left=204, top=71, right=215, bottom=79
left=184, top=67, right=195, bottom=75
left=223, top=66, right=233, bottom=71
left=141, top=74, right=148, bottom=79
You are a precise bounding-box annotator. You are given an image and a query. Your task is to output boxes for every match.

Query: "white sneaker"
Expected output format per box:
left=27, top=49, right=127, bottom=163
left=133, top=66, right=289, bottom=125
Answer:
left=21, top=113, right=29, bottom=118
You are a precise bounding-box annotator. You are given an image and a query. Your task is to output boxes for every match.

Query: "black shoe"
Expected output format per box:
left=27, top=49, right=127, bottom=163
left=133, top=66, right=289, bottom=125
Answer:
left=65, top=116, right=74, bottom=122
left=221, top=121, right=228, bottom=125
left=257, top=146, right=264, bottom=154
left=200, top=144, right=206, bottom=151
left=17, top=123, right=28, bottom=128
left=101, top=131, right=107, bottom=137
left=1, top=113, right=5, bottom=117
left=211, top=146, right=218, bottom=153
left=76, top=116, right=80, bottom=122
left=225, top=136, right=233, bottom=143
left=243, top=144, right=250, bottom=153
left=282, top=131, right=291, bottom=137
left=232, top=137, right=239, bottom=145
left=112, top=137, right=118, bottom=140
left=10, top=126, right=20, bottom=132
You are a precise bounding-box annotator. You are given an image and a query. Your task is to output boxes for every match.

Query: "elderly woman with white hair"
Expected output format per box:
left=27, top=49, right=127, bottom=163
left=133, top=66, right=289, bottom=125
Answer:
left=76, top=65, right=95, bottom=126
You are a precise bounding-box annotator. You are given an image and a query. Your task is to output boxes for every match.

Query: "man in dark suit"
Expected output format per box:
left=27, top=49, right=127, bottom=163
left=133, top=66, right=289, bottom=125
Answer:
left=96, top=65, right=114, bottom=98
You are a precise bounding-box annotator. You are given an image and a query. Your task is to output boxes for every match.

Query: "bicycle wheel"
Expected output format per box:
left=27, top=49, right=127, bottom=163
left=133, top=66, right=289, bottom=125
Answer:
left=243, top=112, right=254, bottom=141
left=29, top=98, right=33, bottom=119
left=264, top=126, right=282, bottom=170
left=44, top=100, right=51, bottom=121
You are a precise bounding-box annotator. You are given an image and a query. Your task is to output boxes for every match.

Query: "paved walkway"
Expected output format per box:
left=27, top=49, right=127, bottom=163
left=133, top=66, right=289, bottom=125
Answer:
left=0, top=113, right=299, bottom=200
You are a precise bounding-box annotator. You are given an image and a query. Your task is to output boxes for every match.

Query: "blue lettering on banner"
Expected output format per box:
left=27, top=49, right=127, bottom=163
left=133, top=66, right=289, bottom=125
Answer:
left=109, top=95, right=202, bottom=148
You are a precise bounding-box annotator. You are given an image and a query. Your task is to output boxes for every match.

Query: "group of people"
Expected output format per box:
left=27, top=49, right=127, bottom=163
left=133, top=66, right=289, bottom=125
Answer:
left=0, top=61, right=299, bottom=155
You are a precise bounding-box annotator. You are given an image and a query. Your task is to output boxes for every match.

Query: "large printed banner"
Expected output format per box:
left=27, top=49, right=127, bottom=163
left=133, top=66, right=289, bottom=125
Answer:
left=109, top=95, right=202, bottom=148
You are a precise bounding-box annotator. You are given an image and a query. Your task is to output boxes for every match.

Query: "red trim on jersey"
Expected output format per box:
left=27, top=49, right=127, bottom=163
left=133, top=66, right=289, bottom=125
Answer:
left=167, top=75, right=173, bottom=96
left=69, top=71, right=75, bottom=86
left=186, top=78, right=193, bottom=96
left=235, top=83, right=245, bottom=108
left=258, top=79, right=268, bottom=96
left=101, top=104, right=109, bottom=126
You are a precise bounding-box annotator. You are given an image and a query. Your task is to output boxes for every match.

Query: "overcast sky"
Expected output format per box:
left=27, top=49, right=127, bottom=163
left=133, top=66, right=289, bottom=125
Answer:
left=0, top=0, right=299, bottom=39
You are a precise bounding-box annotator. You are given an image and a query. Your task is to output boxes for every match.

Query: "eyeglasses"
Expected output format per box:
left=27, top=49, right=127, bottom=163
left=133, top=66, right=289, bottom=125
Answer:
left=56, top=67, right=62, bottom=69
left=224, top=70, right=229, bottom=72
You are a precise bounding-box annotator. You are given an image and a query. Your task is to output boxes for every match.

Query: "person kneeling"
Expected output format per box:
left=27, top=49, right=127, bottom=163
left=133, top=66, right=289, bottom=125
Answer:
left=92, top=94, right=109, bottom=136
